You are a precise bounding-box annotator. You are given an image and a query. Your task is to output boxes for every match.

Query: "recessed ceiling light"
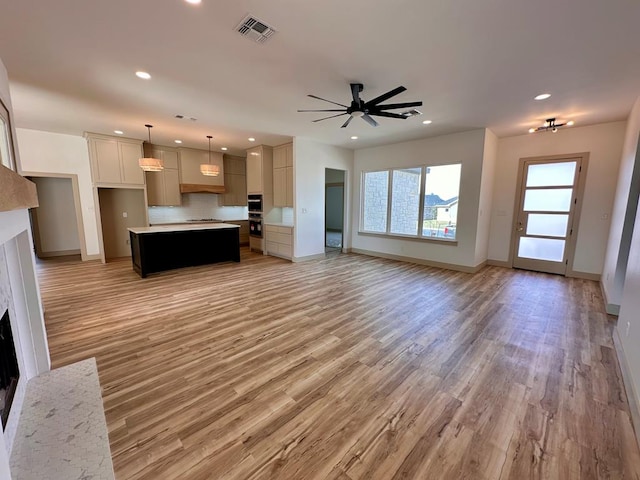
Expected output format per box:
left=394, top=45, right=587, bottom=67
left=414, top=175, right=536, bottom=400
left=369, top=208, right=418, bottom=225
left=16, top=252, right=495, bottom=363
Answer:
left=350, top=136, right=358, bottom=140
left=174, top=140, right=182, bottom=144
left=534, top=93, right=551, bottom=101
left=422, top=120, right=432, bottom=125
left=136, top=71, right=151, bottom=80
left=221, top=147, right=228, bottom=151
left=248, top=137, right=256, bottom=142
left=567, top=120, right=575, bottom=126
left=114, top=130, right=124, bottom=135
left=528, top=128, right=536, bottom=133
left=184, top=0, right=201, bottom=4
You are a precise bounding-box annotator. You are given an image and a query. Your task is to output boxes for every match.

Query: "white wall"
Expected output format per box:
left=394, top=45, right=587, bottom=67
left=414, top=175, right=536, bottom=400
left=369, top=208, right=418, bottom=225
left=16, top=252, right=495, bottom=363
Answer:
left=617, top=185, right=640, bottom=444
left=31, top=177, right=81, bottom=255
left=293, top=138, right=353, bottom=258
left=602, top=98, right=640, bottom=308
left=15, top=128, right=100, bottom=257
left=352, top=129, right=487, bottom=268
left=488, top=121, right=626, bottom=275
left=475, top=129, right=498, bottom=265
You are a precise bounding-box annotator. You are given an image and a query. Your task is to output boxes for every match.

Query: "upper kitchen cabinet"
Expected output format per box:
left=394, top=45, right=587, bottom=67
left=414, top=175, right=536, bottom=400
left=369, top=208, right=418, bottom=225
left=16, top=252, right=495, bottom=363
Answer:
left=178, top=147, right=224, bottom=193
left=246, top=145, right=273, bottom=195
left=145, top=145, right=181, bottom=206
left=273, top=143, right=293, bottom=207
left=86, top=133, right=145, bottom=186
left=219, top=155, right=247, bottom=206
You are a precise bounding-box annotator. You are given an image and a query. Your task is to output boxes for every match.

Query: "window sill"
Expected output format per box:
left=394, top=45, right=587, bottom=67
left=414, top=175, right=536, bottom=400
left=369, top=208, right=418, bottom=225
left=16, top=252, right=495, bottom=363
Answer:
left=358, top=230, right=458, bottom=245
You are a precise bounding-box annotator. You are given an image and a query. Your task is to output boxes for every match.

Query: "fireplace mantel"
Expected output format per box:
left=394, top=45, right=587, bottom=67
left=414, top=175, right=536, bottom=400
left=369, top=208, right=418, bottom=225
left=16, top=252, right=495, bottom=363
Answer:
left=0, top=165, right=38, bottom=213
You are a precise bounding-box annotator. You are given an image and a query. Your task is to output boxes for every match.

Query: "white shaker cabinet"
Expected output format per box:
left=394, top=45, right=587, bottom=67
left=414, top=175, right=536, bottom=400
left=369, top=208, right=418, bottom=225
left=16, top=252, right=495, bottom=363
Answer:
left=86, top=133, right=145, bottom=186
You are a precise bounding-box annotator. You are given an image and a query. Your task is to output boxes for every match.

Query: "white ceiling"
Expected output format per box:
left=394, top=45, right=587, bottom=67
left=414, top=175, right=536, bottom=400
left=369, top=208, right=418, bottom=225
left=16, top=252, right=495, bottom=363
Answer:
left=0, top=0, right=639, bottom=155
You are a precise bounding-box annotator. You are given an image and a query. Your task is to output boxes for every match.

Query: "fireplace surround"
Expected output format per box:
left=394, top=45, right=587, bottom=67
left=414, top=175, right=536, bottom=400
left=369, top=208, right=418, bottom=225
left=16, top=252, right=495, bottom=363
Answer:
left=0, top=309, right=19, bottom=428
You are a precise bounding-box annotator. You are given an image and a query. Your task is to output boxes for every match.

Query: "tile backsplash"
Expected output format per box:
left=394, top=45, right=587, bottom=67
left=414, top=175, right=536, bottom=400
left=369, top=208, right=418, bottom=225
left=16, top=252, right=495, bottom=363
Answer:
left=148, top=193, right=248, bottom=224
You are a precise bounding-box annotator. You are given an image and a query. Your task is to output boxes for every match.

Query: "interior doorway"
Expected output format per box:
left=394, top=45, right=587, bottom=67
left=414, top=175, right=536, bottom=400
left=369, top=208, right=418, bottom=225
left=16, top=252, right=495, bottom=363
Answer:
left=26, top=175, right=83, bottom=260
left=325, top=168, right=345, bottom=254
left=511, top=154, right=588, bottom=275
left=97, top=188, right=146, bottom=260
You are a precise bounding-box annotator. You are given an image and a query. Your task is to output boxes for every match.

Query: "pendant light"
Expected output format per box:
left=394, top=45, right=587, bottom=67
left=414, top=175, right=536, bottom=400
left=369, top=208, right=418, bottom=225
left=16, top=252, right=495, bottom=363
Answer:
left=200, top=135, right=220, bottom=176
left=138, top=124, right=164, bottom=171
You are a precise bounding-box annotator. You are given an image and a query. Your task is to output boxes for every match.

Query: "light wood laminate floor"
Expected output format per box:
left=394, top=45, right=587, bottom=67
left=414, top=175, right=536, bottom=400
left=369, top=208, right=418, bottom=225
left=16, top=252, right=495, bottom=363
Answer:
left=37, top=250, right=640, bottom=479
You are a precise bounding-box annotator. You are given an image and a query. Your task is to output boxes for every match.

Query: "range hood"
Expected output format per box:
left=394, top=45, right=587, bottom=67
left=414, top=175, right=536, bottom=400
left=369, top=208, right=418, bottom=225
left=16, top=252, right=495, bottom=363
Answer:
left=179, top=183, right=226, bottom=194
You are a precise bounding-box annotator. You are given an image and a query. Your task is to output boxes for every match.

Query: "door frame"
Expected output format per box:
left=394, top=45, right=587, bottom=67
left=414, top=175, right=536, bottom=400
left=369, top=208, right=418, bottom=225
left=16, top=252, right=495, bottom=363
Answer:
left=22, top=171, right=90, bottom=261
left=508, top=152, right=590, bottom=276
left=325, top=181, right=345, bottom=250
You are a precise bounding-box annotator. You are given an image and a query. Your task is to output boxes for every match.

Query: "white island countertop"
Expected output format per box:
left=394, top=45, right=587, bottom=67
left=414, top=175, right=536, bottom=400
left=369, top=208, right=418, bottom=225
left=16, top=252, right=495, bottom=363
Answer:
left=128, top=223, right=241, bottom=234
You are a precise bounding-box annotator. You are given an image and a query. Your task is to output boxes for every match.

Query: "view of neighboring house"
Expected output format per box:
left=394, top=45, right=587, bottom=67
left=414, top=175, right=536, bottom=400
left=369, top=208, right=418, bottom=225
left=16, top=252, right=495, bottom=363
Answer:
left=423, top=193, right=458, bottom=237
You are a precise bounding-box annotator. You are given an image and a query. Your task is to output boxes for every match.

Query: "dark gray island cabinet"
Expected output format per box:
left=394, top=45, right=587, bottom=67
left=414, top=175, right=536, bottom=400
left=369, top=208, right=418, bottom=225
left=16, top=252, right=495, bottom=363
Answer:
left=128, top=223, right=240, bottom=278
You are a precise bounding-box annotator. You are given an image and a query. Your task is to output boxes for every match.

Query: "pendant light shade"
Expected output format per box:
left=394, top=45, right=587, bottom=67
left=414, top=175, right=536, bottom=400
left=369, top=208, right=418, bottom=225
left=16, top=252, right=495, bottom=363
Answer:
left=200, top=135, right=220, bottom=176
left=139, top=124, right=164, bottom=171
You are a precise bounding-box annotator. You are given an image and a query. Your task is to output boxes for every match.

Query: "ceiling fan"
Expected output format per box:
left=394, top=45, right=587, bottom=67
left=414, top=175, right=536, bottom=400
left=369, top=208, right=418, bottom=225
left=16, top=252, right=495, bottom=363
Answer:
left=297, top=83, right=422, bottom=128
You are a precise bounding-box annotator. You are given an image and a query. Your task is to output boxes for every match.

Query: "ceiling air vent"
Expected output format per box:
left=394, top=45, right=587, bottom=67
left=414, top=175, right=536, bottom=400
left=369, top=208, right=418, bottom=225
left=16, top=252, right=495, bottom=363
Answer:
left=236, top=15, right=276, bottom=44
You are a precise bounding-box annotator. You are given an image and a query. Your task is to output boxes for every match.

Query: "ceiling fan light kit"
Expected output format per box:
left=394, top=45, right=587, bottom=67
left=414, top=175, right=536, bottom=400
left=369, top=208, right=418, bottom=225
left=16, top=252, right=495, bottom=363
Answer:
left=529, top=117, right=573, bottom=134
left=298, top=83, right=423, bottom=128
left=139, top=124, right=164, bottom=171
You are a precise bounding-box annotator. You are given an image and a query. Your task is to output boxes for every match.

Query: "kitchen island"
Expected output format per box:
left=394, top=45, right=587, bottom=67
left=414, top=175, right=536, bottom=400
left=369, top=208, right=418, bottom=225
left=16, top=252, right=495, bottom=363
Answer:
left=128, top=223, right=240, bottom=278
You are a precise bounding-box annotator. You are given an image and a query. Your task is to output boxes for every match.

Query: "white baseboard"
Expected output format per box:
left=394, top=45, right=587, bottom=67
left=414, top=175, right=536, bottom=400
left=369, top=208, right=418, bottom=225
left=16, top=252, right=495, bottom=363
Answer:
left=82, top=254, right=102, bottom=261
left=600, top=281, right=621, bottom=316
left=487, top=259, right=511, bottom=268
left=613, top=326, right=640, bottom=449
left=567, top=270, right=601, bottom=281
left=350, top=248, right=486, bottom=273
left=38, top=249, right=81, bottom=258
left=292, top=253, right=326, bottom=263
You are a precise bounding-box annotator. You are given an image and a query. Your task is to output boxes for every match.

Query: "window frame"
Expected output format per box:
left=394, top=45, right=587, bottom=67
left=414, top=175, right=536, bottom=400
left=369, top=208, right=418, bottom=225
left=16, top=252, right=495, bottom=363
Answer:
left=359, top=163, right=461, bottom=243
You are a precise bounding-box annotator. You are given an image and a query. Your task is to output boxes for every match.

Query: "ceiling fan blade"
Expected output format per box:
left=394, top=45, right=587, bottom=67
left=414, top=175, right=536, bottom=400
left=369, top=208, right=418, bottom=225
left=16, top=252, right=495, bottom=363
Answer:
left=341, top=116, right=354, bottom=128
left=365, top=86, right=407, bottom=107
left=351, top=83, right=363, bottom=106
left=297, top=109, right=347, bottom=112
left=312, top=113, right=348, bottom=123
left=375, top=101, right=423, bottom=110
left=308, top=94, right=348, bottom=108
left=361, top=114, right=379, bottom=127
left=369, top=111, right=408, bottom=119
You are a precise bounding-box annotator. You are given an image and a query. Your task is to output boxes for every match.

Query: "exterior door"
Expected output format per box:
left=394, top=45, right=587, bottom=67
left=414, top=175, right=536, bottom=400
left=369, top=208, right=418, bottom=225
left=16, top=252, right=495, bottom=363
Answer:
left=512, top=157, right=584, bottom=275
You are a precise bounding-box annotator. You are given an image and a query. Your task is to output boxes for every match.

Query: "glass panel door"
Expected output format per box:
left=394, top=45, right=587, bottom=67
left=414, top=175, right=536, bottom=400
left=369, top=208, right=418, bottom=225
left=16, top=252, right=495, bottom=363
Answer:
left=513, top=158, right=581, bottom=275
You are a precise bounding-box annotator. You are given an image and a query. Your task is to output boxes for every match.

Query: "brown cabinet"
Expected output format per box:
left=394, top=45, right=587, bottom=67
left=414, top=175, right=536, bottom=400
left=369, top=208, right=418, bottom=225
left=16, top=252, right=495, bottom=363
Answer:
left=273, top=143, right=293, bottom=207
left=145, top=145, right=181, bottom=206
left=246, top=145, right=273, bottom=195
left=219, top=155, right=247, bottom=206
left=225, top=220, right=250, bottom=244
left=178, top=148, right=224, bottom=187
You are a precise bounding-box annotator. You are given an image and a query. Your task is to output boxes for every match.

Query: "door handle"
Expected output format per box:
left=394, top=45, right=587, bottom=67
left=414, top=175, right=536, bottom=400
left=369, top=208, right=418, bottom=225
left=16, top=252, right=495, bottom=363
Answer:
left=517, top=221, right=524, bottom=232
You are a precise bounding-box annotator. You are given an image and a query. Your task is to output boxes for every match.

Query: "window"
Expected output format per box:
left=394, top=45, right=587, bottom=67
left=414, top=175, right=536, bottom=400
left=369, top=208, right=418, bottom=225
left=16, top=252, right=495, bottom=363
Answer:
left=361, top=163, right=461, bottom=240
left=362, top=170, right=389, bottom=232
left=390, top=168, right=422, bottom=235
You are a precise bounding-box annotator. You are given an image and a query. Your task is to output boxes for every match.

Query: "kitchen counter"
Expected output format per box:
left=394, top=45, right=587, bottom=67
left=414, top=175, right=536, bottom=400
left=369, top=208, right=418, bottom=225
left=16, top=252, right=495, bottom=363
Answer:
left=263, top=222, right=294, bottom=228
left=129, top=223, right=240, bottom=234
left=128, top=223, right=240, bottom=277
left=149, top=219, right=248, bottom=227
